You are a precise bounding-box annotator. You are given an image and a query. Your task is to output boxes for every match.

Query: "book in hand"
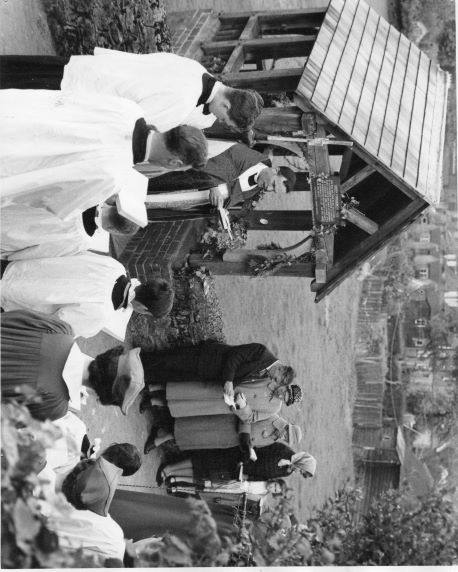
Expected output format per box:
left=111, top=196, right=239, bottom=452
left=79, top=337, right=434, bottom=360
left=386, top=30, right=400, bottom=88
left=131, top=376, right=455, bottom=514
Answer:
left=217, top=207, right=233, bottom=239
left=116, top=190, right=148, bottom=228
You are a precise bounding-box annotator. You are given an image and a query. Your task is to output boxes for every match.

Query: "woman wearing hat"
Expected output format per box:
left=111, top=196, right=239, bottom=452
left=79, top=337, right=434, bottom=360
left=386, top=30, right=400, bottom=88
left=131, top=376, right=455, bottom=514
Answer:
left=43, top=443, right=141, bottom=563
left=157, top=441, right=316, bottom=487
left=1, top=309, right=145, bottom=421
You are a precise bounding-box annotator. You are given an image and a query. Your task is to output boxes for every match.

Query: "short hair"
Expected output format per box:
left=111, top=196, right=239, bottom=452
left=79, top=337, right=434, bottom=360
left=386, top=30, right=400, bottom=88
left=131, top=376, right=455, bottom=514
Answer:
left=278, top=365, right=296, bottom=386
left=103, top=207, right=140, bottom=236
left=134, top=278, right=174, bottom=319
left=226, top=88, right=264, bottom=130
left=164, top=125, right=208, bottom=169
left=61, top=459, right=94, bottom=510
left=88, top=346, right=125, bottom=406
left=278, top=167, right=297, bottom=193
left=102, top=443, right=142, bottom=476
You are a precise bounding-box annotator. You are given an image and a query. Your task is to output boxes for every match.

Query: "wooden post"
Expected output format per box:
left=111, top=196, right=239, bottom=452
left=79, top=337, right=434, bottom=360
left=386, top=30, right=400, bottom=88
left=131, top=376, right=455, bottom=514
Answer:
left=340, top=165, right=376, bottom=194
left=255, top=106, right=303, bottom=133
left=203, top=36, right=316, bottom=62
left=218, top=9, right=326, bottom=33
left=221, top=68, right=304, bottom=92
left=344, top=209, right=379, bottom=235
left=243, top=210, right=313, bottom=230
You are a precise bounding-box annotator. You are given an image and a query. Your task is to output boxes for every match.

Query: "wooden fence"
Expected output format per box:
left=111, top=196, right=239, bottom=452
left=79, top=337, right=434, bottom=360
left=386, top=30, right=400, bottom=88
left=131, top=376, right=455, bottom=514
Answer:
left=353, top=276, right=388, bottom=429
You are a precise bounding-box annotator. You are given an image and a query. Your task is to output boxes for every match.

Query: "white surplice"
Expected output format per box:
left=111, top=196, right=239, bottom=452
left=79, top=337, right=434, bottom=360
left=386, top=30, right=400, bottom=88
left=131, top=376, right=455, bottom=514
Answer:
left=47, top=507, right=125, bottom=561
left=61, top=48, right=217, bottom=131
left=1, top=252, right=128, bottom=339
left=0, top=89, right=148, bottom=221
left=1, top=205, right=93, bottom=260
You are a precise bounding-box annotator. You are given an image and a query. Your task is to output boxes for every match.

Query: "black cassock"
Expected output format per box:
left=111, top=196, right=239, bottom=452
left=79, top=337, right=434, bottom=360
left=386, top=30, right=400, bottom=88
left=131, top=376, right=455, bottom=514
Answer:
left=146, top=143, right=271, bottom=221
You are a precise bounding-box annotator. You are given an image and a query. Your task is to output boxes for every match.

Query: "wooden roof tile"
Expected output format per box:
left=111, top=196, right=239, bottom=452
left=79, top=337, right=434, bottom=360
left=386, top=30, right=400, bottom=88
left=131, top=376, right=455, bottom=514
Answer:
left=297, top=0, right=449, bottom=204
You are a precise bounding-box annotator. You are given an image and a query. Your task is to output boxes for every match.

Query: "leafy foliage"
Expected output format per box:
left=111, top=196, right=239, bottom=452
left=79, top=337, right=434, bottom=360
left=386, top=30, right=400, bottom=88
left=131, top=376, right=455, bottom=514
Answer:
left=43, top=0, right=171, bottom=56
left=437, top=20, right=456, bottom=69
left=199, top=219, right=248, bottom=259
left=1, top=402, right=99, bottom=568
left=341, top=487, right=458, bottom=565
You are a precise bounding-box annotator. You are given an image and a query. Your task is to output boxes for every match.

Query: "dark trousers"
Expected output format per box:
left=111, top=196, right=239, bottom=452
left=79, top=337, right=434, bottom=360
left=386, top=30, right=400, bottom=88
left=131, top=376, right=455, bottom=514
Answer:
left=0, top=55, right=69, bottom=89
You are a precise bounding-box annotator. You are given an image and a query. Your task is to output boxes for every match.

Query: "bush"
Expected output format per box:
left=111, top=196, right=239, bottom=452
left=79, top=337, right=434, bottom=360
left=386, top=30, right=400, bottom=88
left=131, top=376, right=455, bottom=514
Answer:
left=43, top=0, right=171, bottom=56
left=1, top=402, right=98, bottom=568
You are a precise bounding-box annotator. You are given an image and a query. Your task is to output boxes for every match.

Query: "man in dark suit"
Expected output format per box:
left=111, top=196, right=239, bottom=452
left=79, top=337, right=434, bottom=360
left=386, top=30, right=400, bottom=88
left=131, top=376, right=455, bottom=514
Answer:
left=145, top=143, right=297, bottom=220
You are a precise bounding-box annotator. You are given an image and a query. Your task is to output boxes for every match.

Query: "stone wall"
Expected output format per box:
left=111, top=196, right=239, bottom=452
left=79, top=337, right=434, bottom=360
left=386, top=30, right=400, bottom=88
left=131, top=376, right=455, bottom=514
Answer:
left=120, top=220, right=193, bottom=281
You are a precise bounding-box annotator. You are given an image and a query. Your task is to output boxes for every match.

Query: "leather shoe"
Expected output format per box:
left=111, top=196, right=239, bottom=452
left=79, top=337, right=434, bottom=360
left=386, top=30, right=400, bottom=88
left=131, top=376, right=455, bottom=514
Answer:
left=144, top=428, right=158, bottom=455
left=139, top=395, right=151, bottom=414
left=156, top=462, right=166, bottom=486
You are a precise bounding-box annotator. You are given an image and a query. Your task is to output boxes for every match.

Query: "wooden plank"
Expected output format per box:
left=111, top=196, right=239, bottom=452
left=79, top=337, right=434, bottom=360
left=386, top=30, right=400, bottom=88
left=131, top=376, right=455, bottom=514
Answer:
left=351, top=14, right=388, bottom=143
left=340, top=165, right=376, bottom=194
left=298, top=1, right=343, bottom=104
left=244, top=210, right=313, bottom=230
left=364, top=25, right=400, bottom=156
left=416, top=61, right=437, bottom=194
left=377, top=34, right=409, bottom=166
left=254, top=105, right=303, bottom=133
left=201, top=40, right=237, bottom=57
left=345, top=209, right=379, bottom=235
left=401, top=49, right=425, bottom=189
left=325, top=121, right=419, bottom=200
left=340, top=148, right=354, bottom=180
left=223, top=43, right=245, bottom=73
left=314, top=197, right=427, bottom=301
left=242, top=36, right=316, bottom=61
left=239, top=14, right=259, bottom=40
left=390, top=42, right=420, bottom=177
left=339, top=2, right=374, bottom=134
left=326, top=0, right=369, bottom=128
left=213, top=30, right=242, bottom=41
left=222, top=15, right=261, bottom=74
left=221, top=67, right=303, bottom=92
left=218, top=9, right=326, bottom=36
left=189, top=254, right=315, bottom=277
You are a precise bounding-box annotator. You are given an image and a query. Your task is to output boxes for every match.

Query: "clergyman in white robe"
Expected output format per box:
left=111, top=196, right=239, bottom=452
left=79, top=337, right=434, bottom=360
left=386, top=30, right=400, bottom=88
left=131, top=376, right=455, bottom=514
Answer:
left=61, top=48, right=218, bottom=131
left=0, top=204, right=107, bottom=260
left=0, top=89, right=148, bottom=222
left=0, top=252, right=131, bottom=339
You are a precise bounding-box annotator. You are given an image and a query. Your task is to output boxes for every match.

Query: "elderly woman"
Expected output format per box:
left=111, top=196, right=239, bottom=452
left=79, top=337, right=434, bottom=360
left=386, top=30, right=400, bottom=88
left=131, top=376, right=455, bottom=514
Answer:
left=1, top=309, right=144, bottom=421
left=157, top=441, right=317, bottom=487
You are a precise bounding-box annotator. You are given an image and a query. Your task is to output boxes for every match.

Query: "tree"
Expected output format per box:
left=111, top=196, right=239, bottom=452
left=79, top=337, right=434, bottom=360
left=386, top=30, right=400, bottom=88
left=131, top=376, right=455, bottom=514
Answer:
left=339, top=488, right=458, bottom=565
left=437, top=20, right=456, bottom=71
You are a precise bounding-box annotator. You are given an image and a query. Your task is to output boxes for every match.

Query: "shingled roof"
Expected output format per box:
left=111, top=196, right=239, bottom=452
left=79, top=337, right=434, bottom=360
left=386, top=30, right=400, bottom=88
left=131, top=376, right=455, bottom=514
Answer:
left=297, top=0, right=449, bottom=205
